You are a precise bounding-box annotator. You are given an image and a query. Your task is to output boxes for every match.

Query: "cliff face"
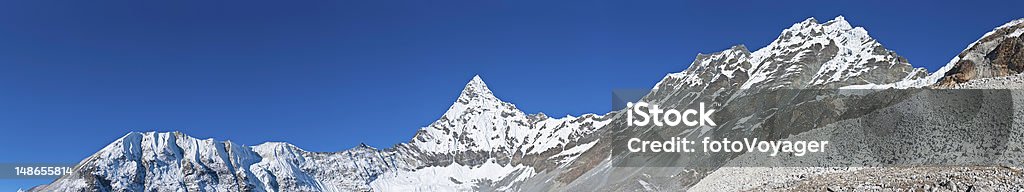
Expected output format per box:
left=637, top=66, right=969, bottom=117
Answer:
left=938, top=19, right=1024, bottom=86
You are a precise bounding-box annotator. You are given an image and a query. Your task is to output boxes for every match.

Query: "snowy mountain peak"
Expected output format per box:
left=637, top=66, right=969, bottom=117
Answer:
left=720, top=44, right=750, bottom=54
left=407, top=74, right=608, bottom=156
left=741, top=16, right=921, bottom=89
left=356, top=142, right=375, bottom=150
left=41, top=131, right=405, bottom=192
left=783, top=16, right=853, bottom=34
left=407, top=74, right=529, bottom=154
left=797, top=17, right=818, bottom=25
left=457, top=75, right=498, bottom=102
left=690, top=45, right=752, bottom=72
left=824, top=15, right=851, bottom=29
left=652, top=44, right=753, bottom=89
left=778, top=15, right=857, bottom=40
left=832, top=15, right=846, bottom=21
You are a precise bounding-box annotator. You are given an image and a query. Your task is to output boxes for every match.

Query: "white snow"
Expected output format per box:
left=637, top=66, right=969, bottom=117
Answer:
left=733, top=16, right=924, bottom=90
left=411, top=76, right=609, bottom=155
left=370, top=159, right=535, bottom=191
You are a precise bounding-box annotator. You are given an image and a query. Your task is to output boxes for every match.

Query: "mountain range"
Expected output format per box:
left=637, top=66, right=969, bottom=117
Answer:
left=28, top=16, right=1024, bottom=191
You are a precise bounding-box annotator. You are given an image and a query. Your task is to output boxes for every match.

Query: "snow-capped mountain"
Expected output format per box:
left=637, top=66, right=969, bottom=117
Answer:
left=650, top=16, right=925, bottom=103
left=409, top=75, right=607, bottom=155
left=372, top=75, right=609, bottom=191
left=550, top=16, right=1024, bottom=191
left=34, top=132, right=405, bottom=191
left=35, top=16, right=1024, bottom=191
left=740, top=16, right=926, bottom=90
left=34, top=75, right=609, bottom=192
left=655, top=44, right=752, bottom=90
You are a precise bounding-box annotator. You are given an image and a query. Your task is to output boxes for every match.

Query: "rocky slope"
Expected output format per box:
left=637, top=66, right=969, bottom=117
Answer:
left=688, top=17, right=1024, bottom=191
left=34, top=16, right=1024, bottom=191
left=543, top=15, right=937, bottom=191
left=938, top=19, right=1024, bottom=86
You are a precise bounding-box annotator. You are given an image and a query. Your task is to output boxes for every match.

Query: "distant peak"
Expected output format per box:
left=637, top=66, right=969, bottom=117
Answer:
left=798, top=15, right=846, bottom=24
left=458, top=75, right=497, bottom=101
left=801, top=17, right=818, bottom=24
left=784, top=17, right=820, bottom=33
left=356, top=142, right=375, bottom=150
left=469, top=75, right=485, bottom=86
left=784, top=15, right=856, bottom=33
left=823, top=15, right=852, bottom=30
left=728, top=44, right=750, bottom=52
left=832, top=15, right=847, bottom=22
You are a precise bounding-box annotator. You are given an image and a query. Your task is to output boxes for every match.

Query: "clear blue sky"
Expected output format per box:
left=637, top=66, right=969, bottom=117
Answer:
left=1, top=0, right=1021, bottom=190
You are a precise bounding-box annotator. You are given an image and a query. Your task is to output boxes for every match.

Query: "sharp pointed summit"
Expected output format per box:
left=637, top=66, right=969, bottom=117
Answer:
left=457, top=75, right=498, bottom=102
left=469, top=74, right=485, bottom=85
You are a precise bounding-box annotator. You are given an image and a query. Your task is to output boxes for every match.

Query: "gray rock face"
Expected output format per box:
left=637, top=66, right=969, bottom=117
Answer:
left=533, top=16, right=1024, bottom=191
left=938, top=19, right=1024, bottom=86
left=703, top=76, right=1024, bottom=191
left=34, top=16, right=1024, bottom=192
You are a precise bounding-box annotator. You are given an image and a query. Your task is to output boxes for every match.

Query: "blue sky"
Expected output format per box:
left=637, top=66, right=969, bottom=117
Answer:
left=1, top=0, right=1022, bottom=190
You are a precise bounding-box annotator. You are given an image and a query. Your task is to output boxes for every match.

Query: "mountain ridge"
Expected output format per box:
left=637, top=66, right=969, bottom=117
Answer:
left=33, top=16, right=1024, bottom=191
